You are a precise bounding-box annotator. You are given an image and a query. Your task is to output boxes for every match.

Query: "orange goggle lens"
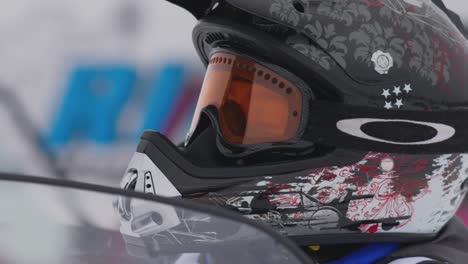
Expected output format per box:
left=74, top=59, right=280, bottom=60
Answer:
left=189, top=52, right=303, bottom=145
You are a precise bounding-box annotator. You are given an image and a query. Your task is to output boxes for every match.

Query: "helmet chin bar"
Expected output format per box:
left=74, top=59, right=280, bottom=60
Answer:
left=116, top=153, right=182, bottom=256
left=114, top=130, right=468, bottom=245
left=113, top=151, right=313, bottom=262
left=122, top=153, right=181, bottom=198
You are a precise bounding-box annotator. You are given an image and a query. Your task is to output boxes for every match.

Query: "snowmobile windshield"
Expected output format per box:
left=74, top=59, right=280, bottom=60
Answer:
left=0, top=173, right=311, bottom=264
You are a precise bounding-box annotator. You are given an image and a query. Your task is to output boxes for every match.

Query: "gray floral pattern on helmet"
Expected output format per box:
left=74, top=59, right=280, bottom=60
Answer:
left=409, top=31, right=451, bottom=85
left=287, top=34, right=336, bottom=70
left=379, top=0, right=464, bottom=44
left=266, top=0, right=466, bottom=87
left=287, top=21, right=348, bottom=69
left=379, top=4, right=417, bottom=34
left=350, top=22, right=406, bottom=68
left=317, top=0, right=372, bottom=26
left=270, top=0, right=304, bottom=27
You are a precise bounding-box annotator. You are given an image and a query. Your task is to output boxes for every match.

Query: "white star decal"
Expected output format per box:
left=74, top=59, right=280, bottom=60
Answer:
left=404, top=84, right=413, bottom=93
left=395, top=99, right=404, bottom=109
left=382, top=89, right=391, bottom=98
left=393, top=86, right=402, bottom=96
left=384, top=101, right=393, bottom=110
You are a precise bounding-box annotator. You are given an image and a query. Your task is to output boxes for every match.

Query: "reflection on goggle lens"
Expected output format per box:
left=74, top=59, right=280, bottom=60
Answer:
left=189, top=52, right=303, bottom=145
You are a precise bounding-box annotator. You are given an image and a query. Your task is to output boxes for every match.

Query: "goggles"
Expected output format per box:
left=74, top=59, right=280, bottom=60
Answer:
left=188, top=52, right=307, bottom=146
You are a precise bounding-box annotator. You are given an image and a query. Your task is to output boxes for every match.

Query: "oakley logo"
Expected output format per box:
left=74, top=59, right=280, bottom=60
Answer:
left=336, top=118, right=456, bottom=145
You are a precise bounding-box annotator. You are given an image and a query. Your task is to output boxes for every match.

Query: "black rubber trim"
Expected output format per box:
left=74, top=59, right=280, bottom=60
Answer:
left=139, top=131, right=365, bottom=178
left=136, top=139, right=253, bottom=194
left=0, top=172, right=312, bottom=264
left=289, top=232, right=436, bottom=246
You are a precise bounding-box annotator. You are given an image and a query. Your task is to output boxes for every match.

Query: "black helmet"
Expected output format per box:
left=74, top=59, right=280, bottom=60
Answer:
left=121, top=0, right=468, bottom=246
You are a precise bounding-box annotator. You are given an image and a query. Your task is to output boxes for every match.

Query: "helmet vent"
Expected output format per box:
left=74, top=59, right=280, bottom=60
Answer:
left=205, top=32, right=227, bottom=44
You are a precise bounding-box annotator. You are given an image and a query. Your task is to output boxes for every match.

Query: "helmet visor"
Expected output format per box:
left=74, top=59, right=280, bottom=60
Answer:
left=189, top=52, right=303, bottom=145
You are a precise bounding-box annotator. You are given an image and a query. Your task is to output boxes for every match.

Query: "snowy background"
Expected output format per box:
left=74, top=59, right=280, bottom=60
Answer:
left=0, top=0, right=201, bottom=183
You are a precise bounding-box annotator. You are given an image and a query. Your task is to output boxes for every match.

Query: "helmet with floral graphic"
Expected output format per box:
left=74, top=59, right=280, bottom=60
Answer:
left=122, top=0, right=468, bottom=249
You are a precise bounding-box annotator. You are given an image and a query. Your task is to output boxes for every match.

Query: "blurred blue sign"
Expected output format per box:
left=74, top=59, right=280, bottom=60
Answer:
left=48, top=63, right=199, bottom=148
